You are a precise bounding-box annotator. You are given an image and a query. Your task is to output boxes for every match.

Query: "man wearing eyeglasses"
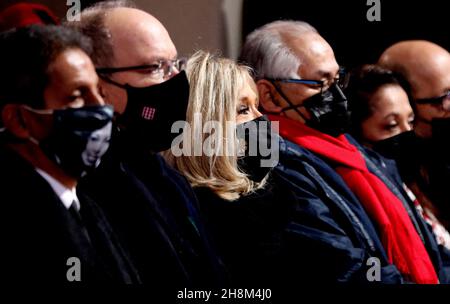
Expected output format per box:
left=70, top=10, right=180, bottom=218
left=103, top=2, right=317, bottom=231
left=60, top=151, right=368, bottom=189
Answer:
left=240, top=20, right=449, bottom=284
left=379, top=41, right=450, bottom=234
left=379, top=40, right=450, bottom=139
left=69, top=0, right=224, bottom=287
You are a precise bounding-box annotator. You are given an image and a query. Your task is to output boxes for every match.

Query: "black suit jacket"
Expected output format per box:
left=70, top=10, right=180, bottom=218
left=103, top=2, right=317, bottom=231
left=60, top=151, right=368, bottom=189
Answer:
left=0, top=145, right=140, bottom=283
left=79, top=143, right=225, bottom=287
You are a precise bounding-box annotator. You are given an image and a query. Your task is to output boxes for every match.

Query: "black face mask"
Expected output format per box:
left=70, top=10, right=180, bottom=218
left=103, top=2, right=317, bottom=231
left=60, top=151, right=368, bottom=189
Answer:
left=274, top=82, right=350, bottom=137
left=372, top=130, right=422, bottom=181
left=430, top=118, right=450, bottom=156
left=303, top=84, right=350, bottom=136
left=26, top=105, right=114, bottom=178
left=103, top=71, right=190, bottom=152
left=236, top=115, right=279, bottom=182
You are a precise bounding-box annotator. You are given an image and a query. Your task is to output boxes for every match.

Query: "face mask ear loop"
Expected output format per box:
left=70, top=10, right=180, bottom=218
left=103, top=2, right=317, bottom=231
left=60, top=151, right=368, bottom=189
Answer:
left=269, top=80, right=310, bottom=122
left=22, top=105, right=53, bottom=115
left=18, top=105, right=46, bottom=146
left=18, top=105, right=50, bottom=146
left=330, top=83, right=348, bottom=105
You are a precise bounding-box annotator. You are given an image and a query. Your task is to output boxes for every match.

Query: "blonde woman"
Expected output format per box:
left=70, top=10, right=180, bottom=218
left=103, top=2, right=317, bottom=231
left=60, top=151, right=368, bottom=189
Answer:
left=164, top=51, right=296, bottom=284
left=165, top=50, right=266, bottom=200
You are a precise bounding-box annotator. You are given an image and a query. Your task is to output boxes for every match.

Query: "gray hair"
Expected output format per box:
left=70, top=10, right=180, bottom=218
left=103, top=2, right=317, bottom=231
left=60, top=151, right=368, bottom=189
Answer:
left=240, top=20, right=317, bottom=80
left=65, top=0, right=136, bottom=67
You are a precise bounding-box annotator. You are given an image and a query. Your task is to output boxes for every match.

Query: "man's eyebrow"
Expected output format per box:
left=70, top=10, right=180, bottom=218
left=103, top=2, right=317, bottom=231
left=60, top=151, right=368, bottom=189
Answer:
left=137, top=55, right=179, bottom=65
left=134, top=59, right=161, bottom=66
left=316, top=69, right=339, bottom=81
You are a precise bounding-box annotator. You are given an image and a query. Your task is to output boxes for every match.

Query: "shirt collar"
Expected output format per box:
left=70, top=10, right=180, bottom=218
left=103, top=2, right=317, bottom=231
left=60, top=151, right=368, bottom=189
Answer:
left=35, top=168, right=80, bottom=211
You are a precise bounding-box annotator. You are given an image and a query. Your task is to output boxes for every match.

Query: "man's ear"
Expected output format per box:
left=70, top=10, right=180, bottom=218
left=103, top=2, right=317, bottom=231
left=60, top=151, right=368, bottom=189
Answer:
left=256, top=79, right=283, bottom=114
left=1, top=104, right=30, bottom=139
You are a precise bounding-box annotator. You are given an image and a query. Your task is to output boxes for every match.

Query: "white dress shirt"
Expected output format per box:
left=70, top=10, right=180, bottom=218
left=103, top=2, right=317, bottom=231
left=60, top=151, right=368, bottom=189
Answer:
left=35, top=168, right=80, bottom=211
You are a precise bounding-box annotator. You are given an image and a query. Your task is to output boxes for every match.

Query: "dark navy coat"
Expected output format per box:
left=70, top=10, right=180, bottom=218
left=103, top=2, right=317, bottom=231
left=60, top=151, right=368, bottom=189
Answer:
left=274, top=134, right=450, bottom=283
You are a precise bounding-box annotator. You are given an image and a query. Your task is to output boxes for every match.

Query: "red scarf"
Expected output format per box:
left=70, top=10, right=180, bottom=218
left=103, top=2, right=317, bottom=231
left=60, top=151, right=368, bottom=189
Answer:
left=269, top=114, right=438, bottom=284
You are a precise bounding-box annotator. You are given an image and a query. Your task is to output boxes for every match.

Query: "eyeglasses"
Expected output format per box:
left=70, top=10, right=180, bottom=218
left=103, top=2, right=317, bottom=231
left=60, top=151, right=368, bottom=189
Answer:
left=96, top=58, right=187, bottom=81
left=268, top=67, right=349, bottom=93
left=414, top=90, right=450, bottom=105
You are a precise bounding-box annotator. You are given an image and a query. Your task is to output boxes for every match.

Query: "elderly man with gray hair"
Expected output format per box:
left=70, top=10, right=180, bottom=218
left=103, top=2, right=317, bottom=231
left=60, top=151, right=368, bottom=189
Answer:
left=240, top=20, right=449, bottom=283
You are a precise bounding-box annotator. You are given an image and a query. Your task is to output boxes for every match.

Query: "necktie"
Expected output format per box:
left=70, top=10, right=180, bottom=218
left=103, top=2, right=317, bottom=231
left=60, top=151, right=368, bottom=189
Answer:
left=69, top=202, right=92, bottom=245
left=69, top=202, right=82, bottom=223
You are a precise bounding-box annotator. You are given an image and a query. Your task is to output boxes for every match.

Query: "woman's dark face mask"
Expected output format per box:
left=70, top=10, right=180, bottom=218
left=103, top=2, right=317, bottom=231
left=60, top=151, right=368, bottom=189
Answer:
left=274, top=82, right=350, bottom=137
left=236, top=115, right=279, bottom=182
left=372, top=130, right=422, bottom=181
left=372, top=118, right=450, bottom=160
left=373, top=118, right=450, bottom=182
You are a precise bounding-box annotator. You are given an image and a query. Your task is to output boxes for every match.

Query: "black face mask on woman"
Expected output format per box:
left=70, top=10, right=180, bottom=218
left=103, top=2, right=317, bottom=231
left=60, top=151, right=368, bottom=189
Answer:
left=372, top=130, right=422, bottom=181
left=101, top=71, right=190, bottom=152
left=274, top=82, right=350, bottom=137
left=236, top=115, right=279, bottom=182
left=25, top=105, right=114, bottom=178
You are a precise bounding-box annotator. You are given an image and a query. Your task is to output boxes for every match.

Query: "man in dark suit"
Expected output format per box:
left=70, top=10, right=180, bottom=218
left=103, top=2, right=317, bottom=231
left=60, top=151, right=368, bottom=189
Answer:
left=0, top=25, right=140, bottom=283
left=70, top=1, right=224, bottom=287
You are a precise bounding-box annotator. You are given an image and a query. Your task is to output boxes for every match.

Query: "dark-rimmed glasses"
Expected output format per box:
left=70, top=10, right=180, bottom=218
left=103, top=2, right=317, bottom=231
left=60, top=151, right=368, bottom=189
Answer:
left=267, top=67, right=349, bottom=93
left=415, top=90, right=450, bottom=105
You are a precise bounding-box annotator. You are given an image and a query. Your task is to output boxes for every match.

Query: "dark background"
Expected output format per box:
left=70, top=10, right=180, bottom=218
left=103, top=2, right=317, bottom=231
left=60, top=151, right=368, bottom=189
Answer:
left=242, top=0, right=449, bottom=68
left=0, top=0, right=447, bottom=63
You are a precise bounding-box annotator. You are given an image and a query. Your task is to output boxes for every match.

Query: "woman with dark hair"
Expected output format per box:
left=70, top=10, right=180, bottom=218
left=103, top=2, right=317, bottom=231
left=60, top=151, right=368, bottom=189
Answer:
left=346, top=64, right=450, bottom=250
left=346, top=64, right=414, bottom=147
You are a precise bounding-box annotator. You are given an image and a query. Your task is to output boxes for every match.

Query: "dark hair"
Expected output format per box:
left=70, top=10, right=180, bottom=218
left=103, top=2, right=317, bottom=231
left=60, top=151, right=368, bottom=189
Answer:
left=0, top=24, right=93, bottom=109
left=345, top=64, right=411, bottom=138
left=66, top=0, right=136, bottom=67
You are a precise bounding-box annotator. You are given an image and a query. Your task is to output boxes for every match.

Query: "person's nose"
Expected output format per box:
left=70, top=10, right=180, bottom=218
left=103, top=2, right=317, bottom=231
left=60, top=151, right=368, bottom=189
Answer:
left=442, top=97, right=450, bottom=112
left=92, top=141, right=103, bottom=153
left=254, top=108, right=263, bottom=119
left=86, top=88, right=106, bottom=106
left=164, top=65, right=180, bottom=81
left=400, top=121, right=412, bottom=132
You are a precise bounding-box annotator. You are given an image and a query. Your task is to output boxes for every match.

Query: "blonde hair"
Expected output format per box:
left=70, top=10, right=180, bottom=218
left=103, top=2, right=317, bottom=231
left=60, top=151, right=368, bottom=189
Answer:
left=164, top=50, right=262, bottom=201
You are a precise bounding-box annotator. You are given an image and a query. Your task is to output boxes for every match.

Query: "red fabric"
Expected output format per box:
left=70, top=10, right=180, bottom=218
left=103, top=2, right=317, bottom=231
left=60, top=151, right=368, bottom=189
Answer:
left=0, top=3, right=59, bottom=31
left=269, top=114, right=439, bottom=284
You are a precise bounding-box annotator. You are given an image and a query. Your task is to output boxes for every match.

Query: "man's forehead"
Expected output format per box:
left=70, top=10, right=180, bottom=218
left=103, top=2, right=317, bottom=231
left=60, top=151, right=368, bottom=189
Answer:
left=49, top=49, right=95, bottom=81
left=287, top=32, right=332, bottom=55
left=406, top=53, right=450, bottom=96
left=297, top=55, right=339, bottom=80
left=111, top=34, right=177, bottom=66
left=286, top=33, right=339, bottom=78
left=121, top=41, right=177, bottom=64
left=105, top=8, right=177, bottom=65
